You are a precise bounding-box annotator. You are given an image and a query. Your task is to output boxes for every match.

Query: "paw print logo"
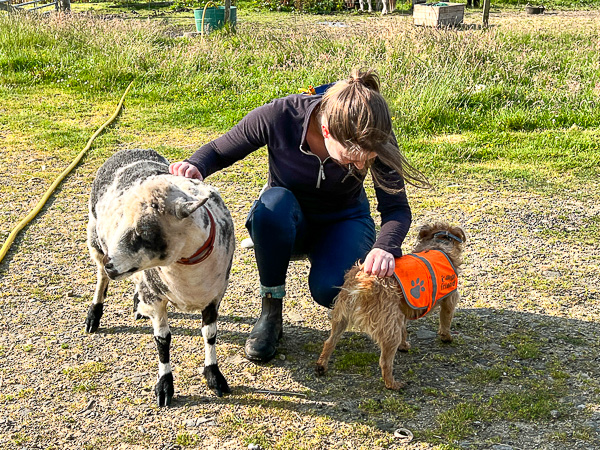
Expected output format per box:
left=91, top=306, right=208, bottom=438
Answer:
left=410, top=278, right=426, bottom=299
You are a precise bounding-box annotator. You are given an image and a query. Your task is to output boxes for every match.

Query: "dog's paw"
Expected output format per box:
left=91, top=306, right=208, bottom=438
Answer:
left=385, top=380, right=406, bottom=391
left=315, top=363, right=328, bottom=376
left=203, top=364, right=230, bottom=397
left=439, top=332, right=453, bottom=343
left=398, top=341, right=411, bottom=352
left=155, top=372, right=174, bottom=407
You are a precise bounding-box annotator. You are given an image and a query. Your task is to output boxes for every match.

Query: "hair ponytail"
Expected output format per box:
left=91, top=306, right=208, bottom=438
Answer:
left=320, top=68, right=430, bottom=191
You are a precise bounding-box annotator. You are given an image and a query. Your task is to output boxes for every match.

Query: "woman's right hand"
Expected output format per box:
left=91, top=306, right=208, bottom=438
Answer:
left=169, top=162, right=203, bottom=180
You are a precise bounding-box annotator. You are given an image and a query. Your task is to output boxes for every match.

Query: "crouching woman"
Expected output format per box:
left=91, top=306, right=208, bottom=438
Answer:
left=170, top=69, right=429, bottom=362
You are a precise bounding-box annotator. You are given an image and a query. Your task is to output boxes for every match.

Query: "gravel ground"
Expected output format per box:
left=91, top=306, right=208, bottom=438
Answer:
left=0, top=146, right=599, bottom=450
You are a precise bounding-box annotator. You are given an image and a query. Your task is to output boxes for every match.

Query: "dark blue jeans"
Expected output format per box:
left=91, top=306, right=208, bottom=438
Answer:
left=245, top=187, right=376, bottom=308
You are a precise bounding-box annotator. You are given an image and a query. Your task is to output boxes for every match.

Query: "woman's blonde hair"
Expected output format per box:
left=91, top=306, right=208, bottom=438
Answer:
left=319, top=68, right=430, bottom=191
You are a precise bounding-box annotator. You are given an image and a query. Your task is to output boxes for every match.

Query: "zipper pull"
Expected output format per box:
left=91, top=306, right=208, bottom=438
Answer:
left=316, top=162, right=326, bottom=188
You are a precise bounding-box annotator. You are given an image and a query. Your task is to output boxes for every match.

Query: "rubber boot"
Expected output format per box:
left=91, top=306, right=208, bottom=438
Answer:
left=244, top=294, right=283, bottom=362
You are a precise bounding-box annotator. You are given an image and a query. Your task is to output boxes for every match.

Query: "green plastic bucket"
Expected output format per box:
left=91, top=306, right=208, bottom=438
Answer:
left=194, top=6, right=237, bottom=34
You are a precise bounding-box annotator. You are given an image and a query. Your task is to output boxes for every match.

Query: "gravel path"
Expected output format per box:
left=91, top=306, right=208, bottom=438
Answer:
left=1, top=147, right=599, bottom=449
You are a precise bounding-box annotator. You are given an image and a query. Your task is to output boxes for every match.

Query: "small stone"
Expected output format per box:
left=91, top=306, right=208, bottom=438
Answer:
left=550, top=410, right=560, bottom=419
left=279, top=354, right=286, bottom=361
left=542, top=270, right=560, bottom=278
left=491, top=445, right=513, bottom=450
left=416, top=328, right=437, bottom=340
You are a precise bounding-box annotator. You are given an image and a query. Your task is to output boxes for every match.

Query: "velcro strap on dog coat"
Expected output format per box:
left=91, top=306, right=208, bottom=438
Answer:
left=393, top=249, right=458, bottom=319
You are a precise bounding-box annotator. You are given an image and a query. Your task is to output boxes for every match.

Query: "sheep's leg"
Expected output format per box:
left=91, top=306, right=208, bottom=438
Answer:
left=367, top=0, right=373, bottom=12
left=316, top=312, right=349, bottom=376
left=133, top=289, right=149, bottom=321
left=145, top=300, right=174, bottom=407
left=359, top=0, right=365, bottom=11
left=381, top=0, right=389, bottom=14
left=85, top=248, right=109, bottom=333
left=201, top=302, right=230, bottom=397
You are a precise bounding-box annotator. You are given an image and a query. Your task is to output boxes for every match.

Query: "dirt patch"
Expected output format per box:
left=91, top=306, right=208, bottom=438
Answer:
left=0, top=146, right=599, bottom=450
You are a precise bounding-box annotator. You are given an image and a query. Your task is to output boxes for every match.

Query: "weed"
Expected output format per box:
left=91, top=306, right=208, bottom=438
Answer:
left=333, top=351, right=379, bottom=371
left=63, top=361, right=107, bottom=382
left=175, top=432, right=199, bottom=446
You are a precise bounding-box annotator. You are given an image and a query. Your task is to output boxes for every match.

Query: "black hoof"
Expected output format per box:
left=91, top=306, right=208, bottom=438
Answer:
left=203, top=364, right=230, bottom=397
left=155, top=372, right=174, bottom=407
left=85, top=303, right=104, bottom=333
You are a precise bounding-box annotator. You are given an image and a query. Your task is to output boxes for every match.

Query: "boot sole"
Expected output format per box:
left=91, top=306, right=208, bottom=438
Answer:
left=244, top=330, right=283, bottom=362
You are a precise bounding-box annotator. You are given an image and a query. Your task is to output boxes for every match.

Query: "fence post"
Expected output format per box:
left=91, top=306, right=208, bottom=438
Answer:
left=224, top=0, right=230, bottom=24
left=482, top=0, right=490, bottom=27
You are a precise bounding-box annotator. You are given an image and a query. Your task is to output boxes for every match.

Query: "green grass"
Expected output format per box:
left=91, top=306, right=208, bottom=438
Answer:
left=1, top=9, right=599, bottom=193
left=1, top=7, right=599, bottom=450
left=333, top=351, right=379, bottom=371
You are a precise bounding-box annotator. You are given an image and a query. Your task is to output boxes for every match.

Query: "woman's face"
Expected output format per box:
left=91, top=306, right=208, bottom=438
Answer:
left=321, top=122, right=377, bottom=170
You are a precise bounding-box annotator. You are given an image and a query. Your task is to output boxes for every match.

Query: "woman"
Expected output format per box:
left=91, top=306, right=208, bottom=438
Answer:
left=170, top=69, right=428, bottom=362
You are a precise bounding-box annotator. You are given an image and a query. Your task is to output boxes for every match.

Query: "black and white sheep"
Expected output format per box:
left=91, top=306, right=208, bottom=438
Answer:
left=85, top=148, right=235, bottom=406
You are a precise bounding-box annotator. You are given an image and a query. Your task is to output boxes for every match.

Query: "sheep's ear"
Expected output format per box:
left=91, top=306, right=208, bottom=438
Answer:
left=172, top=196, right=208, bottom=219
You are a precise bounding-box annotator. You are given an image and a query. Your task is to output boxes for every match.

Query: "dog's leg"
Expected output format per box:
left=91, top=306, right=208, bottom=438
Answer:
left=438, top=292, right=458, bottom=343
left=379, top=339, right=405, bottom=390
left=316, top=312, right=349, bottom=376
left=144, top=300, right=174, bottom=407
left=398, top=316, right=411, bottom=352
left=85, top=248, right=109, bottom=333
left=200, top=302, right=230, bottom=397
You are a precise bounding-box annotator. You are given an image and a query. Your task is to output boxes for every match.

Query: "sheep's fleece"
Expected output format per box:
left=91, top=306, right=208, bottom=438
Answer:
left=85, top=148, right=235, bottom=406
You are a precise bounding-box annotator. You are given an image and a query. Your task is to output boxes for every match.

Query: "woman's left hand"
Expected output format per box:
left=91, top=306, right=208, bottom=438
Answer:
left=363, top=248, right=395, bottom=277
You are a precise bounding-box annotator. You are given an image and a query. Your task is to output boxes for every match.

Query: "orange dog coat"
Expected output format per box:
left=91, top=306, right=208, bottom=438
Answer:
left=393, top=249, right=458, bottom=319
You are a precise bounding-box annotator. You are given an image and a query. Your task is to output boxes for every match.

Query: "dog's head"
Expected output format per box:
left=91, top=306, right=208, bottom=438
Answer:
left=95, top=177, right=211, bottom=280
left=412, top=222, right=466, bottom=268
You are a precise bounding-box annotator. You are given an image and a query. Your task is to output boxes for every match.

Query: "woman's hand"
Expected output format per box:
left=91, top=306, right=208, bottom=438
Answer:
left=363, top=248, right=395, bottom=277
left=169, top=162, right=203, bottom=180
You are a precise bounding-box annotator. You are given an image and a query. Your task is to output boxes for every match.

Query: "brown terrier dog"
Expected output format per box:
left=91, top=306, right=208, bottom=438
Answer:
left=316, top=222, right=466, bottom=390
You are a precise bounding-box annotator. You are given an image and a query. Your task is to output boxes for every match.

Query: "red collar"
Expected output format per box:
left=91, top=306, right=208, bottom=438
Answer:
left=176, top=208, right=216, bottom=265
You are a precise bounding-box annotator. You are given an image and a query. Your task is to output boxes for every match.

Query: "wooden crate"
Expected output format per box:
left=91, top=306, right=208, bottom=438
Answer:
left=413, top=3, right=465, bottom=27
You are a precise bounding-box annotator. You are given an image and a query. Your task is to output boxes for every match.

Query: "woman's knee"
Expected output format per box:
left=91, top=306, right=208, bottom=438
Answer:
left=309, top=274, right=341, bottom=308
left=247, top=187, right=305, bottom=250
left=250, top=187, right=301, bottom=229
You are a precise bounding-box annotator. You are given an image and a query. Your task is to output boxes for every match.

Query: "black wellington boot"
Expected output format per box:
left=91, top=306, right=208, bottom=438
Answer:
left=244, top=294, right=283, bottom=362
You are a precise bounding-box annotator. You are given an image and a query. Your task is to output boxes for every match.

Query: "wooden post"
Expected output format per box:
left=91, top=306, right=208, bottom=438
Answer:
left=224, top=0, right=230, bottom=24
left=482, top=0, right=490, bottom=27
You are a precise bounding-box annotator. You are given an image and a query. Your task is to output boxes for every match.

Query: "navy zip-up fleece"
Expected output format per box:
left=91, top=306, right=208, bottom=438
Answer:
left=185, top=92, right=412, bottom=257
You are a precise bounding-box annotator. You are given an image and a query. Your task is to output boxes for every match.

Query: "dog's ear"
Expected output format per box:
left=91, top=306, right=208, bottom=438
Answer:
left=450, top=226, right=466, bottom=243
left=418, top=224, right=434, bottom=241
left=171, top=196, right=209, bottom=219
